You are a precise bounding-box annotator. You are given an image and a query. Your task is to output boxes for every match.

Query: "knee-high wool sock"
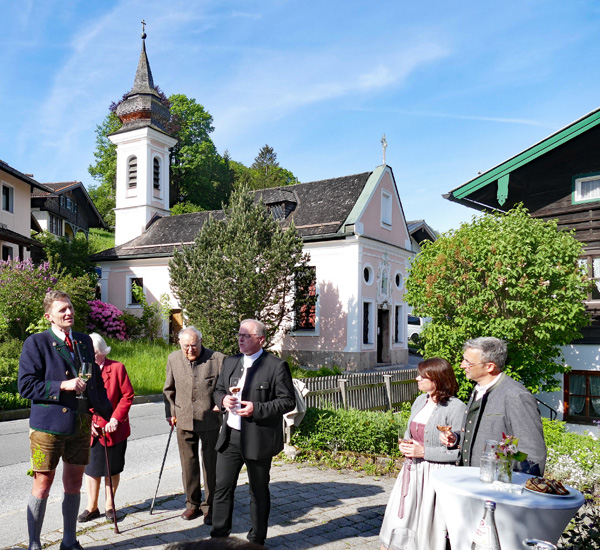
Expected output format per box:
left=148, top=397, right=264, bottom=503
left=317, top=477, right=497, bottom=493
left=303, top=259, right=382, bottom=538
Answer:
left=27, top=494, right=48, bottom=550
left=62, top=492, right=81, bottom=546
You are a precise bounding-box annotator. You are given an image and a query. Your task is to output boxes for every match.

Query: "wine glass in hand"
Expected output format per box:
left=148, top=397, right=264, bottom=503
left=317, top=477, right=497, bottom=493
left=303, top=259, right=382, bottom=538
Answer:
left=437, top=424, right=453, bottom=453
left=229, top=376, right=241, bottom=411
left=76, top=362, right=92, bottom=399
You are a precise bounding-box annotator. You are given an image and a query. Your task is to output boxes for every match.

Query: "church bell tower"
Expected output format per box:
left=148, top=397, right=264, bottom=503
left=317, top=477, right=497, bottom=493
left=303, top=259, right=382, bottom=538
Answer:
left=110, top=25, right=177, bottom=247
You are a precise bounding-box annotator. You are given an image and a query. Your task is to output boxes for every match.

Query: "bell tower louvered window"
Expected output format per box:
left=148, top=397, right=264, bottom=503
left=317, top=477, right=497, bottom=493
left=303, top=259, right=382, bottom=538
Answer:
left=128, top=156, right=138, bottom=189
left=153, top=157, right=160, bottom=190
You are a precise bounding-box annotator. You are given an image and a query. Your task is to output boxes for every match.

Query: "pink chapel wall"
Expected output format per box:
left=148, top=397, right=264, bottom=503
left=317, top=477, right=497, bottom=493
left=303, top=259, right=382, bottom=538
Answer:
left=358, top=170, right=409, bottom=247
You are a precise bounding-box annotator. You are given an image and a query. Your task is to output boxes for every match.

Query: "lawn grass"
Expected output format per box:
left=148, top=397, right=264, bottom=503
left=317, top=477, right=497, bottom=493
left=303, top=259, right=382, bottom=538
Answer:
left=107, top=337, right=177, bottom=395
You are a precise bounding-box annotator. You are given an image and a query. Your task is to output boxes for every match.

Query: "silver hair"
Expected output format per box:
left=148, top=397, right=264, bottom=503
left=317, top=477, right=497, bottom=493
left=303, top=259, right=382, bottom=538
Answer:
left=240, top=319, right=266, bottom=338
left=179, top=326, right=202, bottom=341
left=89, top=332, right=111, bottom=356
left=463, top=337, right=507, bottom=370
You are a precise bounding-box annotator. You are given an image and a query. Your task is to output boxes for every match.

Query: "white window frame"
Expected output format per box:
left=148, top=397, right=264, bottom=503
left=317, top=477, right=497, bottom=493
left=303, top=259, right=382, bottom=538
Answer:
left=2, top=183, right=14, bottom=214
left=127, top=275, right=144, bottom=308
left=573, top=173, right=600, bottom=204
left=381, top=189, right=392, bottom=228
left=362, top=299, right=375, bottom=347
left=394, top=270, right=404, bottom=290
left=393, top=303, right=404, bottom=345
left=363, top=263, right=374, bottom=286
left=127, top=155, right=138, bottom=193
left=153, top=156, right=161, bottom=192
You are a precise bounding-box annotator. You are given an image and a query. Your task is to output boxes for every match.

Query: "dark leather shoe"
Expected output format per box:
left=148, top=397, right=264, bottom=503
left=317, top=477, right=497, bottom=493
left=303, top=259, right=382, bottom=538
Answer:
left=203, top=512, right=212, bottom=525
left=77, top=509, right=100, bottom=522
left=59, top=541, right=83, bottom=550
left=105, top=509, right=118, bottom=523
left=181, top=508, right=201, bottom=520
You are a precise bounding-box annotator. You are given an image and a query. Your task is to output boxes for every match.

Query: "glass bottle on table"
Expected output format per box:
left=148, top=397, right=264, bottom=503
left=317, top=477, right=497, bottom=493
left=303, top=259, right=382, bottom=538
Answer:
left=472, top=500, right=501, bottom=550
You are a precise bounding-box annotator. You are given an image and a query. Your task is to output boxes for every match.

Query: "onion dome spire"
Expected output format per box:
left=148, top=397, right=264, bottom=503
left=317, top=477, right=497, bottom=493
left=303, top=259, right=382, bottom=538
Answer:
left=115, top=22, right=171, bottom=133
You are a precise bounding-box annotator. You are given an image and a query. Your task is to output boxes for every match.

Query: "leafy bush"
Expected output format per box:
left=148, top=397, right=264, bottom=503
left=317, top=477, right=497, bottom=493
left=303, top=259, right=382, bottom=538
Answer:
left=87, top=300, right=128, bottom=340
left=543, top=418, right=600, bottom=492
left=291, top=406, right=408, bottom=457
left=0, top=258, right=95, bottom=339
left=36, top=232, right=98, bottom=279
left=130, top=283, right=171, bottom=341
left=0, top=335, right=28, bottom=411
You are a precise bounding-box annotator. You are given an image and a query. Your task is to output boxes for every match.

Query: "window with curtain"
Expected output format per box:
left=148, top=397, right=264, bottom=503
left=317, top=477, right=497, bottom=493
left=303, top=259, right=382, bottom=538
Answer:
left=574, top=175, right=600, bottom=203
left=564, top=370, right=600, bottom=424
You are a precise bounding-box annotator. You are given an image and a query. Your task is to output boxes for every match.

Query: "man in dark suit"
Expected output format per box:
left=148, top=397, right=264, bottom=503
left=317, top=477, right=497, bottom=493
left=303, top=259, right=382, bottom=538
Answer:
left=163, top=326, right=224, bottom=523
left=18, top=291, right=113, bottom=550
left=210, top=319, right=295, bottom=547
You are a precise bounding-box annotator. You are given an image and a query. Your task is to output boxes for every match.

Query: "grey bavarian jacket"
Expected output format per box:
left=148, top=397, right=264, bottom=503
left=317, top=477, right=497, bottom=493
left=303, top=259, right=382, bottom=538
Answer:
left=458, top=372, right=546, bottom=475
left=404, top=393, right=466, bottom=463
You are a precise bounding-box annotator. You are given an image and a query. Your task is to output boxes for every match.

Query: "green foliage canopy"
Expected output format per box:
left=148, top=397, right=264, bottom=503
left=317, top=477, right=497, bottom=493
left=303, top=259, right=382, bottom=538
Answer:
left=169, top=187, right=314, bottom=355
left=405, top=205, right=591, bottom=399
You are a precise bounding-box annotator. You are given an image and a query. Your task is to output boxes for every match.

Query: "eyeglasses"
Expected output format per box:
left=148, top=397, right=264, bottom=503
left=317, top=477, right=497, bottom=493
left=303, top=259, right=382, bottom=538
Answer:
left=461, top=357, right=487, bottom=368
left=181, top=344, right=199, bottom=349
left=237, top=334, right=259, bottom=340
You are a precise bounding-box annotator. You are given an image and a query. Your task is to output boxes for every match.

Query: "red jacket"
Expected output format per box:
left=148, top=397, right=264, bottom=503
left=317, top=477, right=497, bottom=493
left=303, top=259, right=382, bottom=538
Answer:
left=91, top=359, right=135, bottom=446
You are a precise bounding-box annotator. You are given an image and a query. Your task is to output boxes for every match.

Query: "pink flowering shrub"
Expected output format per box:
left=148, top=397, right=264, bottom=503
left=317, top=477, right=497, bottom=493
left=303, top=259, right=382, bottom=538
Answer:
left=87, top=300, right=129, bottom=340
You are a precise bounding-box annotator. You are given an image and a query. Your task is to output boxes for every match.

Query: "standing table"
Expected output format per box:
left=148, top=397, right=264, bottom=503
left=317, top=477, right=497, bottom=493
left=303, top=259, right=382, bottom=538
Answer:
left=432, top=467, right=584, bottom=550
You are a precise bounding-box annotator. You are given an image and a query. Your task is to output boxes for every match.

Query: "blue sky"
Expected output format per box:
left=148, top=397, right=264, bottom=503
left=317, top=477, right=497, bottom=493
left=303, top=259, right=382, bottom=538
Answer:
left=1, top=0, right=600, bottom=233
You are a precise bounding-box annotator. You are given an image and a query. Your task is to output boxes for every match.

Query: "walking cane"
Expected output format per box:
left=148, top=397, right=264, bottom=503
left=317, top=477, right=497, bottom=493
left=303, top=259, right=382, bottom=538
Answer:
left=101, top=428, right=120, bottom=534
left=150, top=419, right=176, bottom=515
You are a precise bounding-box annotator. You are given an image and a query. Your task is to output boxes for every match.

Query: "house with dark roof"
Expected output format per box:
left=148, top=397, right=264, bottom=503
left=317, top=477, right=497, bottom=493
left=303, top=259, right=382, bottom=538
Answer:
left=31, top=180, right=107, bottom=240
left=0, top=159, right=46, bottom=261
left=445, top=106, right=600, bottom=432
left=93, top=33, right=425, bottom=371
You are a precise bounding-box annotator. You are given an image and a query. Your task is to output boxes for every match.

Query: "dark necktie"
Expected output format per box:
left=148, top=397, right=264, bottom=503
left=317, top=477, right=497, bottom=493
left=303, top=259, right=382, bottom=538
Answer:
left=64, top=333, right=74, bottom=353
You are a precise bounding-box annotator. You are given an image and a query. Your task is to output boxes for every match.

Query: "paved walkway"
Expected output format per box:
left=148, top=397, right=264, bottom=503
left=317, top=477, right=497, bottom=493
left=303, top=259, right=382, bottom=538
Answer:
left=19, top=462, right=395, bottom=550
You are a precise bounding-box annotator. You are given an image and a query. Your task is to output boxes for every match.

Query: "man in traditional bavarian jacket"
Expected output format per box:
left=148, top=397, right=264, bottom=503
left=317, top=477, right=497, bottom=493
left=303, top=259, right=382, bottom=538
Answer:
left=441, top=337, right=546, bottom=475
left=18, top=291, right=113, bottom=550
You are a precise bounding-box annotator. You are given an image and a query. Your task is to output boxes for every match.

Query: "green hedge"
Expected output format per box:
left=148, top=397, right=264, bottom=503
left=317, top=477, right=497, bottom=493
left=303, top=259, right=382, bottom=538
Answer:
left=291, top=404, right=410, bottom=457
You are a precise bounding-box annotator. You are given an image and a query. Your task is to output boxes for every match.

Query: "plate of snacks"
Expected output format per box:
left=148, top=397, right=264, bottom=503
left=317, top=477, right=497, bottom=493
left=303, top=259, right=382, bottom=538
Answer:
left=524, top=477, right=571, bottom=497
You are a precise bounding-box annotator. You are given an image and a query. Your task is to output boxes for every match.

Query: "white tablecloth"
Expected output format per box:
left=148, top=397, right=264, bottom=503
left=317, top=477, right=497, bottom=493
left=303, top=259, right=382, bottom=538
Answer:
left=432, top=467, right=584, bottom=550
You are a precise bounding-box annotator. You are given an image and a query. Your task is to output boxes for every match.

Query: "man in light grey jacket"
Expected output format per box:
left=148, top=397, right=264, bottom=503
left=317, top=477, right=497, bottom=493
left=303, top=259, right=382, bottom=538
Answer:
left=164, top=327, right=225, bottom=523
left=442, top=337, right=546, bottom=475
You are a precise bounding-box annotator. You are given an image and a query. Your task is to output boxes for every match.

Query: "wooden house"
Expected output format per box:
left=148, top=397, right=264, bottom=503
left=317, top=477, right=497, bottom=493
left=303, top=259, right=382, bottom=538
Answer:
left=31, top=181, right=107, bottom=240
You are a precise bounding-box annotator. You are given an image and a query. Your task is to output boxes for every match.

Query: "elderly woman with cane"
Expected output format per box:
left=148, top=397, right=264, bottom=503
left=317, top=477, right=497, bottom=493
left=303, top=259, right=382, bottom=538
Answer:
left=78, top=333, right=134, bottom=523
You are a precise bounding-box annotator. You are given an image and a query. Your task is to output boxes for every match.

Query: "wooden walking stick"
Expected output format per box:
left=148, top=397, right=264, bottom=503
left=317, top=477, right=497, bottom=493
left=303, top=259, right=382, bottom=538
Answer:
left=102, top=428, right=120, bottom=534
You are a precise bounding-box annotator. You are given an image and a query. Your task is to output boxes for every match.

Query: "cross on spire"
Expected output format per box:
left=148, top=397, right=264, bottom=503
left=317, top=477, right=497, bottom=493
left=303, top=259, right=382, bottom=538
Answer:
left=141, top=19, right=147, bottom=39
left=381, top=133, right=388, bottom=165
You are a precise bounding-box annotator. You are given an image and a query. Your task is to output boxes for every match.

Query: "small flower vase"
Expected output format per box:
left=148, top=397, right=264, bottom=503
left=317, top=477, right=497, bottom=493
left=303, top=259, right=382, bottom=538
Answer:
left=497, top=456, right=513, bottom=483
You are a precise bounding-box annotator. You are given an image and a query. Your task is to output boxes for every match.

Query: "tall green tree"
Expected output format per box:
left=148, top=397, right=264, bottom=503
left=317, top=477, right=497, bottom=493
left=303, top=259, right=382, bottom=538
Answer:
left=405, top=205, right=591, bottom=399
left=169, top=187, right=315, bottom=355
left=232, top=145, right=299, bottom=190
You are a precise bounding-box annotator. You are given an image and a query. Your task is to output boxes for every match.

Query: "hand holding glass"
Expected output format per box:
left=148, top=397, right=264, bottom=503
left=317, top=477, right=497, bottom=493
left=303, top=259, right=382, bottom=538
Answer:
left=437, top=425, right=453, bottom=453
left=76, top=362, right=92, bottom=399
left=229, top=377, right=241, bottom=412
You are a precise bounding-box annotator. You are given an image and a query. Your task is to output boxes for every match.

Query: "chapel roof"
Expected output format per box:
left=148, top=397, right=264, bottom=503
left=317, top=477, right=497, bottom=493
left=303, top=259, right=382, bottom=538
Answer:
left=92, top=171, right=373, bottom=261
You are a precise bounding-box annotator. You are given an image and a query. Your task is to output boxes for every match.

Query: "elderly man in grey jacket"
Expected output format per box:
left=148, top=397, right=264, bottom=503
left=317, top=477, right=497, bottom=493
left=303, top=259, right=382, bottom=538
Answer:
left=442, top=337, right=546, bottom=475
left=164, top=327, right=225, bottom=523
